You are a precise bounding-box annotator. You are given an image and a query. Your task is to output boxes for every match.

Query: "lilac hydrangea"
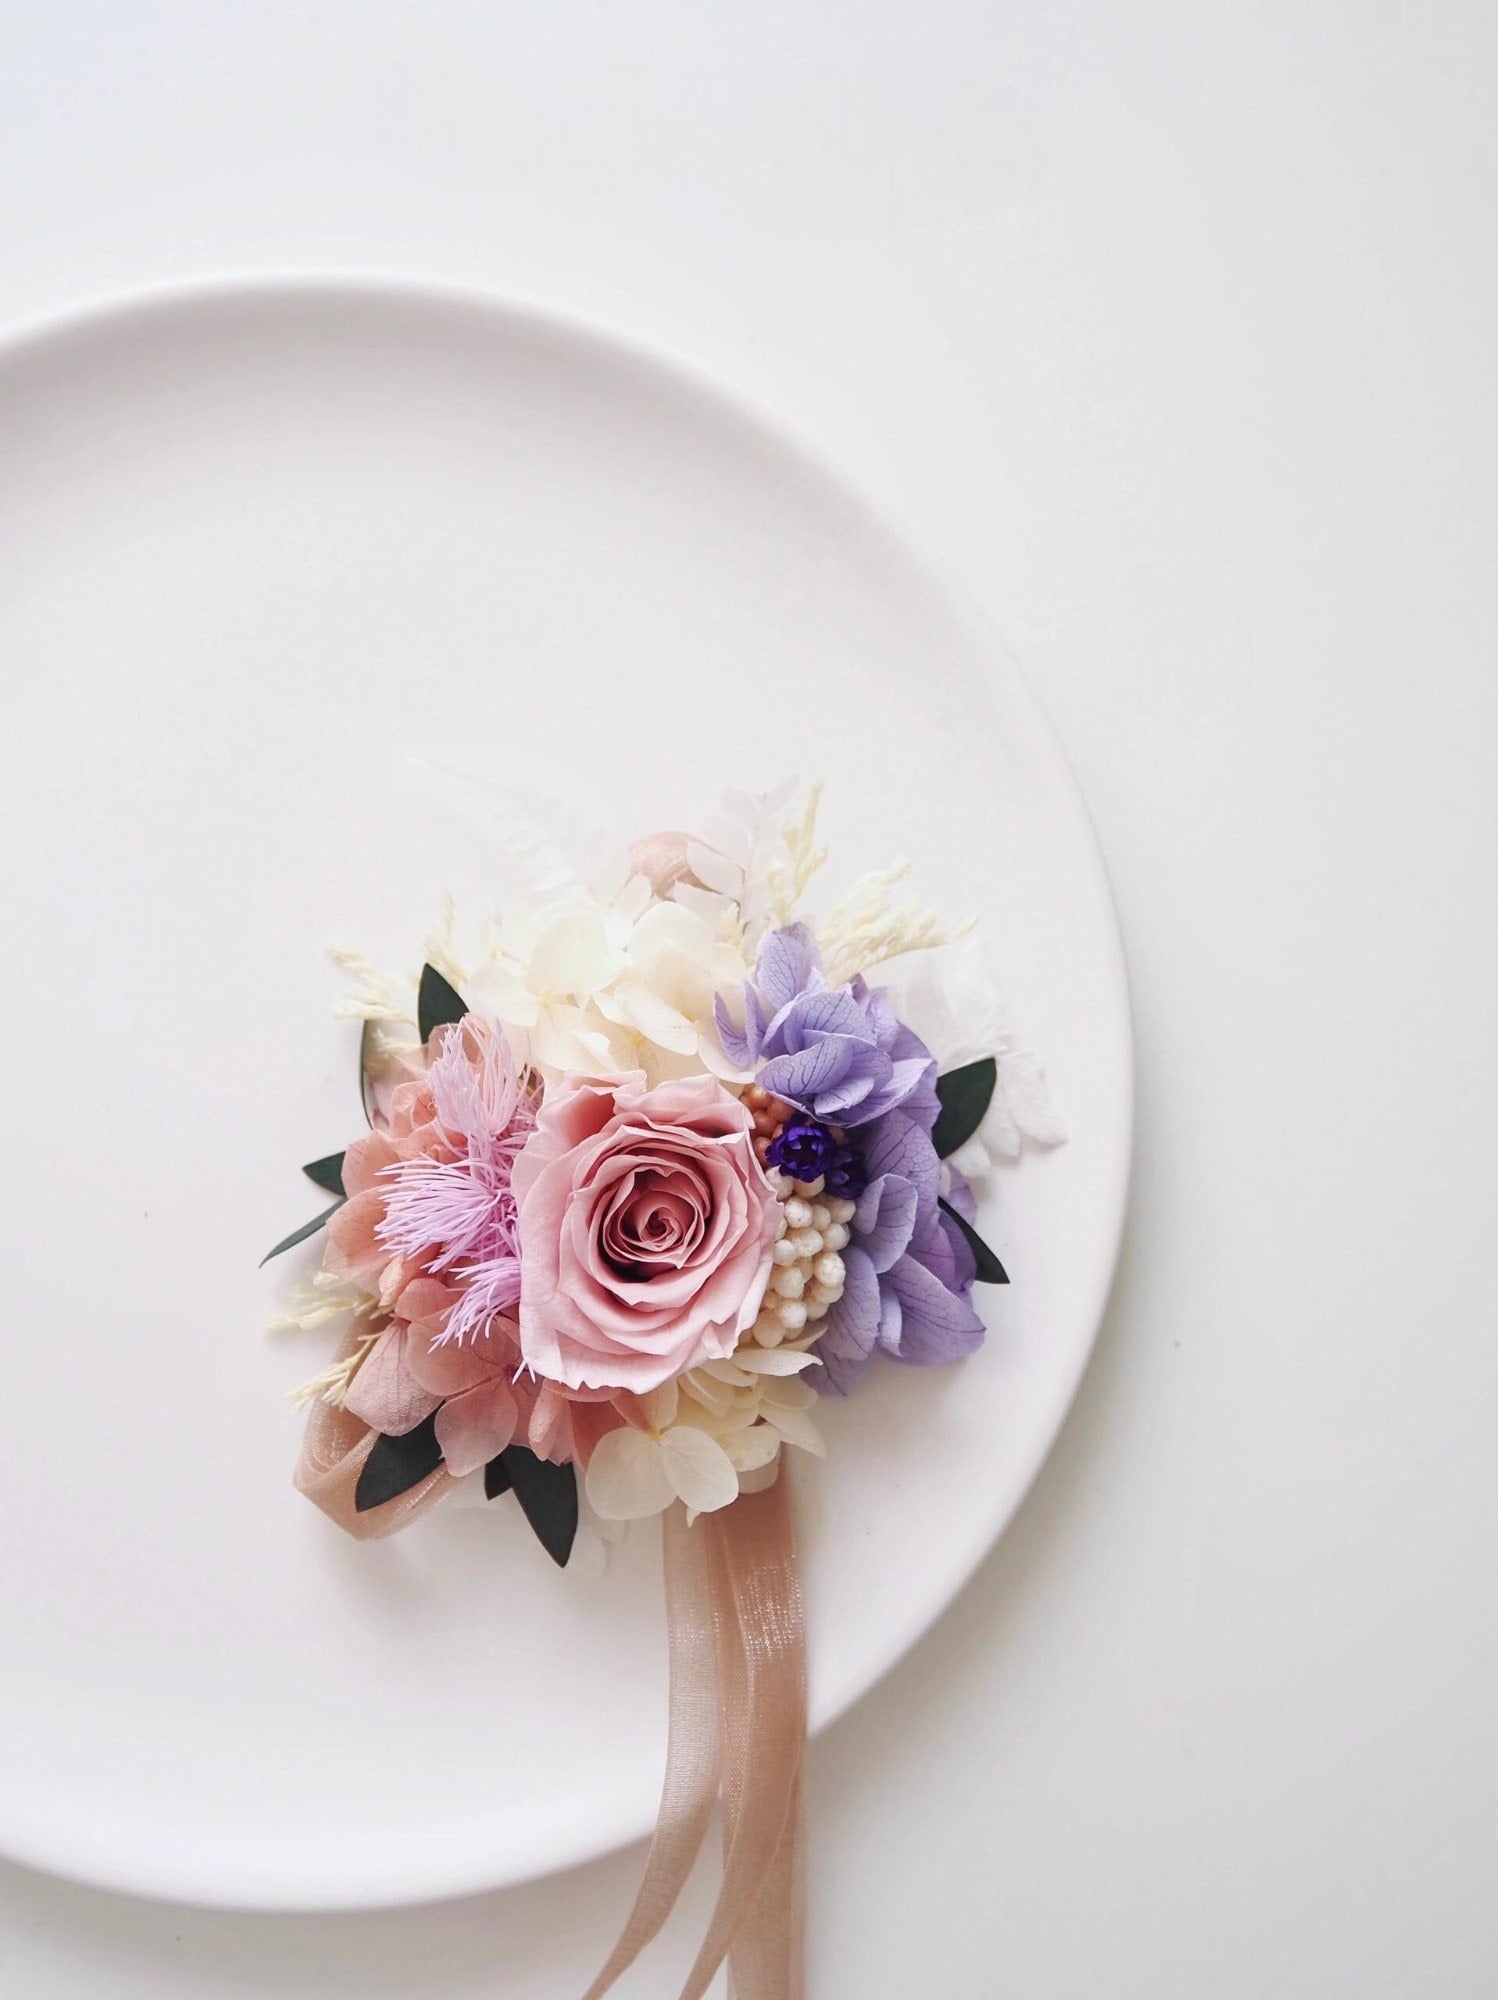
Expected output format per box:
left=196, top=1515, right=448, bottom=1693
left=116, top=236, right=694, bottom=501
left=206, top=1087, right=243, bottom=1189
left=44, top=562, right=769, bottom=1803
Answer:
left=812, top=1110, right=985, bottom=1393
left=717, top=924, right=986, bottom=1392
left=715, top=923, right=938, bottom=1128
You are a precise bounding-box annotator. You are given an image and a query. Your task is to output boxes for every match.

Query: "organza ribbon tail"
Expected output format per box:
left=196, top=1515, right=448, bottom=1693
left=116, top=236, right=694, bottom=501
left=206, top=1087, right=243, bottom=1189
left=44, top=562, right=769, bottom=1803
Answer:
left=582, top=1504, right=722, bottom=1999
left=585, top=1470, right=807, bottom=2000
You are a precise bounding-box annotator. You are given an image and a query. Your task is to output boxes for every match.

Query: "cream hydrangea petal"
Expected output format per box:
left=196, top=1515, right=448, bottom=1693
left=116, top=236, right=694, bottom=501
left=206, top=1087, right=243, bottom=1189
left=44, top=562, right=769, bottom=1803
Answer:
left=629, top=898, right=717, bottom=958
left=464, top=963, right=541, bottom=1029
left=732, top=1347, right=823, bottom=1377
left=760, top=1400, right=826, bottom=1456
left=679, top=1370, right=736, bottom=1416
left=658, top=1425, right=739, bottom=1518
left=699, top=814, right=753, bottom=868
left=674, top=1394, right=759, bottom=1436
left=584, top=1426, right=676, bottom=1520
left=695, top=1358, right=758, bottom=1388
left=721, top=1423, right=782, bottom=1474
left=736, top=1458, right=782, bottom=1496
left=638, top=1379, right=680, bottom=1431
left=672, top=882, right=735, bottom=929
left=686, top=842, right=745, bottom=898
left=609, top=978, right=701, bottom=1055
left=530, top=1003, right=629, bottom=1075
left=528, top=903, right=623, bottom=997
left=616, top=872, right=654, bottom=921
left=762, top=1374, right=817, bottom=1412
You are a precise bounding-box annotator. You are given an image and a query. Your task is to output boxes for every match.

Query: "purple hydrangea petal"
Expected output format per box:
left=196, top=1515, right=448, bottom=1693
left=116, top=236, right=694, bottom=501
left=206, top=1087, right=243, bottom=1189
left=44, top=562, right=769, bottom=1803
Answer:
left=859, top=980, right=901, bottom=1047
left=819, top=1244, right=879, bottom=1357
left=862, top=1112, right=940, bottom=1231
left=755, top=922, right=821, bottom=1013
left=814, top=1340, right=876, bottom=1396
left=852, top=1173, right=919, bottom=1272
left=889, top=1025, right=942, bottom=1122
left=881, top=1054, right=938, bottom=1111
left=716, top=980, right=772, bottom=1066
left=874, top=1279, right=904, bottom=1356
left=811, top=1064, right=886, bottom=1119
left=757, top=1036, right=868, bottom=1107
left=733, top=929, right=940, bottom=1130
left=884, top=1253, right=986, bottom=1365
left=926, top=1168, right=980, bottom=1288
left=777, top=987, right=874, bottom=1050
left=940, top=1163, right=978, bottom=1224
left=909, top=1207, right=974, bottom=1294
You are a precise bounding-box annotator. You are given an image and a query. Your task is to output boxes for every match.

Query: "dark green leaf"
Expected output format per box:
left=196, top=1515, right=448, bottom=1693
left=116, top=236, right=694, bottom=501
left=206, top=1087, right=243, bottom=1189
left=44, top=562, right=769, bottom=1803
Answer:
left=937, top=1196, right=1009, bottom=1284
left=483, top=1454, right=513, bottom=1501
left=501, top=1444, right=577, bottom=1566
left=931, top=1057, right=998, bottom=1158
left=302, top=1151, right=346, bottom=1196
left=417, top=963, right=468, bottom=1044
left=359, top=1018, right=378, bottom=1128
left=259, top=1199, right=345, bottom=1267
left=355, top=1413, right=444, bottom=1512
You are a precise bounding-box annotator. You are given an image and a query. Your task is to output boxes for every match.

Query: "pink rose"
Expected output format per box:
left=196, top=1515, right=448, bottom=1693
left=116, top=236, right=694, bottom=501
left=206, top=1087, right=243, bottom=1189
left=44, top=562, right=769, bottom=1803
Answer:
left=513, top=1072, right=779, bottom=1393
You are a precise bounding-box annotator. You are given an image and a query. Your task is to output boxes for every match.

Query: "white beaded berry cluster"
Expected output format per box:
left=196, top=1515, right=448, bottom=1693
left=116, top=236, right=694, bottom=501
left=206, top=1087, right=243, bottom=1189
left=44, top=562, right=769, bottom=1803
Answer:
left=748, top=1174, right=856, bottom=1347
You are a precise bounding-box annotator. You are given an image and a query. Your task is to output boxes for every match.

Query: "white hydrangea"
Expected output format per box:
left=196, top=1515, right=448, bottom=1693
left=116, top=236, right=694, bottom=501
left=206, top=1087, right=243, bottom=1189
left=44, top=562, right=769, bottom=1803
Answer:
left=427, top=879, right=751, bottom=1088
left=666, top=779, right=825, bottom=945
left=873, top=936, right=1066, bottom=1168
left=584, top=1343, right=826, bottom=1523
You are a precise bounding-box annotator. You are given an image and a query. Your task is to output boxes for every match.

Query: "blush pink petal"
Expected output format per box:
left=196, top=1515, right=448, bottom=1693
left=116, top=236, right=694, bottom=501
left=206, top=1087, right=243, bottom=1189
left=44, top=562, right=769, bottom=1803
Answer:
left=391, top=1275, right=465, bottom=1334
left=627, top=830, right=697, bottom=896
left=324, top=1190, right=394, bottom=1293
left=433, top=1378, right=519, bottom=1477
left=343, top=1325, right=442, bottom=1437
left=340, top=1130, right=401, bottom=1197
left=405, top=1314, right=519, bottom=1399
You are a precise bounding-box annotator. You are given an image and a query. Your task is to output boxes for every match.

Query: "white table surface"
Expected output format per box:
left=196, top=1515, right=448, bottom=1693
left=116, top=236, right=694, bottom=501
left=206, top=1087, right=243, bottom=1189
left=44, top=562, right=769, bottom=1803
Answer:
left=2, top=5, right=1494, bottom=1995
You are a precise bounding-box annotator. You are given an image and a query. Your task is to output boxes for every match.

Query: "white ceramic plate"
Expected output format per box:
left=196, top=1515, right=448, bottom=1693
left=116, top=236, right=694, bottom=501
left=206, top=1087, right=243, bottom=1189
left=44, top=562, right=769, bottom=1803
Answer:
left=0, top=276, right=1130, bottom=1911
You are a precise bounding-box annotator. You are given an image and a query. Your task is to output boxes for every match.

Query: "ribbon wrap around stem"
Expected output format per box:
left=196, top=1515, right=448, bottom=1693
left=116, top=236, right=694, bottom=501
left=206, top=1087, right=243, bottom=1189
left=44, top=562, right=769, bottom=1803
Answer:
left=294, top=1326, right=454, bottom=1538
left=586, top=1468, right=806, bottom=2000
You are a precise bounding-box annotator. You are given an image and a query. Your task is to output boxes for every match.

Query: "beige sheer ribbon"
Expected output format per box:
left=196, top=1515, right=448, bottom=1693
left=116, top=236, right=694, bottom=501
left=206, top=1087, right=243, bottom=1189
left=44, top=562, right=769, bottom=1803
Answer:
left=295, top=1338, right=805, bottom=1993
left=586, top=1468, right=807, bottom=2000
left=294, top=1327, right=455, bottom=1538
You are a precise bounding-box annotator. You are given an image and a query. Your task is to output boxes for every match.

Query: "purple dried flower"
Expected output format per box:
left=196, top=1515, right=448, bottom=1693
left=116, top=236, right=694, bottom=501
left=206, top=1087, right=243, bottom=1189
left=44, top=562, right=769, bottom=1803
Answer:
left=765, top=1116, right=838, bottom=1184
left=765, top=1115, right=867, bottom=1199
left=715, top=923, right=938, bottom=1129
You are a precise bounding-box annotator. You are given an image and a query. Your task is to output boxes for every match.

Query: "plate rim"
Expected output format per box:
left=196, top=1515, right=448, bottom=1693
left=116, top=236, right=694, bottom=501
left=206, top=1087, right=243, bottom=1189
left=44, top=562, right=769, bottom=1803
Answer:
left=0, top=268, right=1133, bottom=1909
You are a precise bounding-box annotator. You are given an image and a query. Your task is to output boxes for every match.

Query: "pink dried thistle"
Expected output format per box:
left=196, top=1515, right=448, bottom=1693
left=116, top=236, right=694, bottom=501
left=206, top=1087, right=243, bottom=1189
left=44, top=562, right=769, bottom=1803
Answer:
left=375, top=1015, right=537, bottom=1347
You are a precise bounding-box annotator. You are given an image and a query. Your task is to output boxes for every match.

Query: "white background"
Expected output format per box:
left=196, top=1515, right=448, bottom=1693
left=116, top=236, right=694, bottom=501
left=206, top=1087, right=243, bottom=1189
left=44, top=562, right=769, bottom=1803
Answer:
left=0, top=4, right=1493, bottom=1995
